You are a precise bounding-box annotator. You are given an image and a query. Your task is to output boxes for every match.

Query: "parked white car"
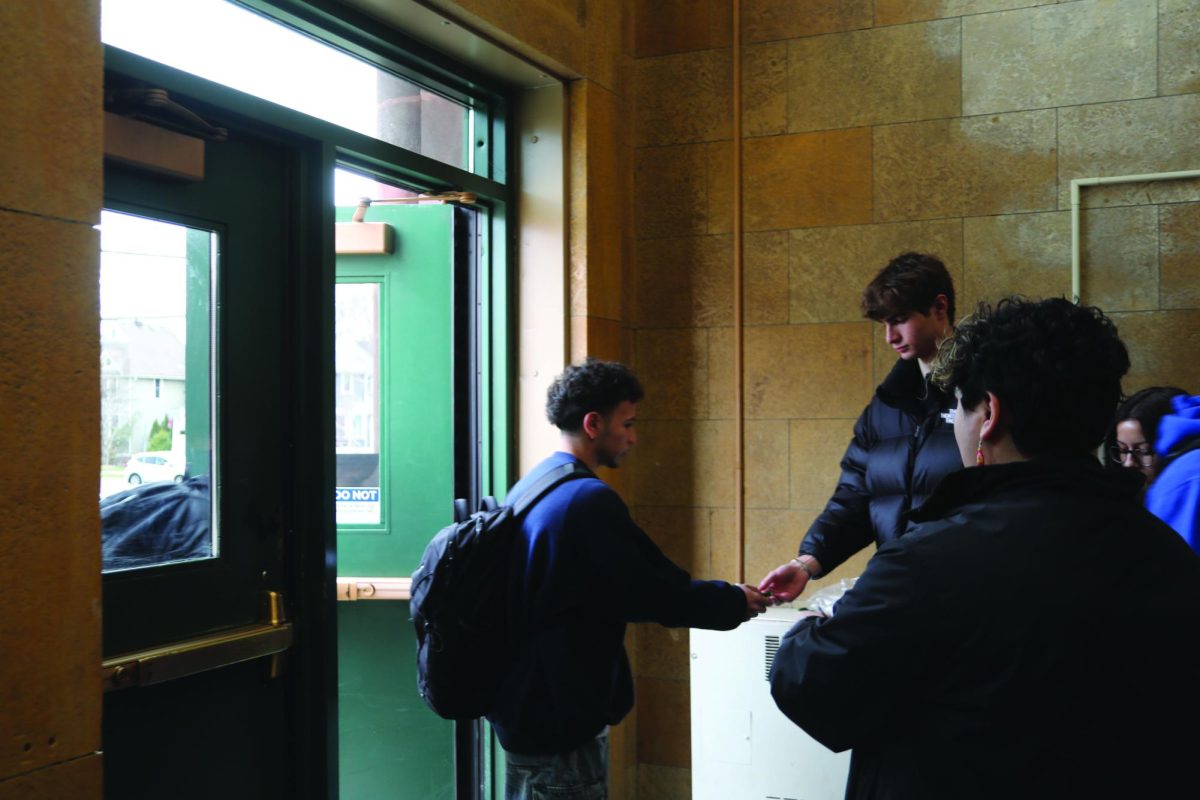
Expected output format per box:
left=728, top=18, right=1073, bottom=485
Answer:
left=123, top=452, right=185, bottom=485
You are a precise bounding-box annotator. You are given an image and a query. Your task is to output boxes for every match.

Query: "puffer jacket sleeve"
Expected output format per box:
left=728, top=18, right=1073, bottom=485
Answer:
left=798, top=405, right=875, bottom=575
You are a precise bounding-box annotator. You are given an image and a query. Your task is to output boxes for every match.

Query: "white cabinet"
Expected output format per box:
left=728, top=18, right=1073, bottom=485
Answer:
left=690, top=607, right=850, bottom=800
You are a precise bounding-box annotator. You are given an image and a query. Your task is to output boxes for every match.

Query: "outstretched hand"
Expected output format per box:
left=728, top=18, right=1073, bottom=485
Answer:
left=738, top=584, right=770, bottom=618
left=757, top=561, right=810, bottom=604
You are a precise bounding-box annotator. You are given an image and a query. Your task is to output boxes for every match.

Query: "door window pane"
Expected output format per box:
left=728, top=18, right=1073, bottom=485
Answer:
left=335, top=282, right=381, bottom=526
left=102, top=0, right=472, bottom=171
left=99, top=210, right=216, bottom=571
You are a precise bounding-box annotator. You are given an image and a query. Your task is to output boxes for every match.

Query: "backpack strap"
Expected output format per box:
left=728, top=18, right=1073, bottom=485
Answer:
left=507, top=460, right=593, bottom=518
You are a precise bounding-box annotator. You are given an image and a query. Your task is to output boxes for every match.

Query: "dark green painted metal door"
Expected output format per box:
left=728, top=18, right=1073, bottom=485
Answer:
left=101, top=110, right=331, bottom=800
left=335, top=203, right=459, bottom=798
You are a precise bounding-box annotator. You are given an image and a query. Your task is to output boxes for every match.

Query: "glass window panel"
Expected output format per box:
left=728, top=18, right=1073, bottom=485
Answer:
left=335, top=282, right=381, bottom=526
left=102, top=0, right=471, bottom=171
left=99, top=210, right=216, bottom=572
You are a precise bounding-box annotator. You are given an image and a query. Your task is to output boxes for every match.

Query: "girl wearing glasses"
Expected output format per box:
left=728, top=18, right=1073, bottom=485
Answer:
left=1104, top=385, right=1188, bottom=484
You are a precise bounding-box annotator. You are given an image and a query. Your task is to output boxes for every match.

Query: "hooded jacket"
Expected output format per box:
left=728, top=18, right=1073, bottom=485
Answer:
left=771, top=457, right=1200, bottom=799
left=1147, top=393, right=1200, bottom=554
left=800, top=358, right=962, bottom=574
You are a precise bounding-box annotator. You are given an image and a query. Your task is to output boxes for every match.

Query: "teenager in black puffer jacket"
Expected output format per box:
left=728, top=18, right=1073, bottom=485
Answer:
left=761, top=252, right=963, bottom=600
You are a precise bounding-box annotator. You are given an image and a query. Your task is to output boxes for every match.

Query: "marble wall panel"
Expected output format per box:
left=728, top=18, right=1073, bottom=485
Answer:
left=634, top=328, right=709, bottom=420
left=742, top=129, right=873, bottom=231
left=634, top=624, right=691, bottom=682
left=705, top=141, right=735, bottom=235
left=634, top=505, right=712, bottom=581
left=633, top=235, right=732, bottom=328
left=744, top=508, right=812, bottom=588
left=1077, top=177, right=1200, bottom=212
left=448, top=0, right=587, bottom=77
left=0, top=214, right=100, bottom=781
left=1160, top=0, right=1200, bottom=96
left=706, top=327, right=736, bottom=420
left=744, top=0, right=873, bottom=42
left=746, top=230, right=791, bottom=326
left=570, top=81, right=623, bottom=320
left=743, top=323, right=875, bottom=419
left=1057, top=95, right=1200, bottom=210
left=962, top=211, right=1072, bottom=307
left=745, top=507, right=870, bottom=590
left=1111, top=310, right=1200, bottom=392
left=632, top=419, right=735, bottom=507
left=700, top=321, right=864, bottom=417
left=962, top=0, right=1156, bottom=116
left=874, top=110, right=1057, bottom=221
left=1080, top=206, right=1159, bottom=312
left=636, top=765, right=691, bottom=800
left=0, top=0, right=101, bottom=223
left=614, top=711, right=637, bottom=800
left=709, top=506, right=739, bottom=580
left=786, top=20, right=961, bottom=132
left=632, top=0, right=730, bottom=58
left=743, top=42, right=788, bottom=138
left=0, top=754, right=101, bottom=800
left=1160, top=202, right=1200, bottom=310
left=569, top=315, right=623, bottom=363
left=636, top=677, right=692, bottom=766
left=746, top=419, right=790, bottom=508
left=585, top=0, right=622, bottom=94
left=790, top=219, right=964, bottom=323
left=875, top=0, right=1055, bottom=27
left=634, top=49, right=732, bottom=147
left=790, top=418, right=860, bottom=510
left=569, top=82, right=592, bottom=320
left=634, top=143, right=711, bottom=238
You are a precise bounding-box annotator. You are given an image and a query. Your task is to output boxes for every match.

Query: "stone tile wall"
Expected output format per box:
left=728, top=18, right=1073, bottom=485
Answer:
left=0, top=0, right=103, bottom=797
left=626, top=0, right=1200, bottom=795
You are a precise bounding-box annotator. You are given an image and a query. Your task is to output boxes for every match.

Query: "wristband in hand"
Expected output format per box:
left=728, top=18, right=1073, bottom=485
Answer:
left=791, top=557, right=816, bottom=579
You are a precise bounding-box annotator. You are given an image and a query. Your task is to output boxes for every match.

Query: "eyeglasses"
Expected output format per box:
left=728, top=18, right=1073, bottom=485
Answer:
left=1108, top=445, right=1155, bottom=467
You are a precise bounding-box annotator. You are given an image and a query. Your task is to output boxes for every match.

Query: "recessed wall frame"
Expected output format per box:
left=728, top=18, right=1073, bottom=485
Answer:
left=1069, top=169, right=1200, bottom=304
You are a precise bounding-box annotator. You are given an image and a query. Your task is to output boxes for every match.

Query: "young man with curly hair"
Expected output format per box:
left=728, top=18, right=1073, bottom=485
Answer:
left=489, top=357, right=769, bottom=800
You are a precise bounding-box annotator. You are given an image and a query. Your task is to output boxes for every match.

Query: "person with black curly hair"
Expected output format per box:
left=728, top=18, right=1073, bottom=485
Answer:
left=490, top=357, right=769, bottom=799
left=769, top=297, right=1200, bottom=799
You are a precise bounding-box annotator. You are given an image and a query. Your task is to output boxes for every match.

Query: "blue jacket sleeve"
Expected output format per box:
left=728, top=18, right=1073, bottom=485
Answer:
left=769, top=540, right=928, bottom=752
left=799, top=406, right=876, bottom=574
left=573, top=483, right=747, bottom=631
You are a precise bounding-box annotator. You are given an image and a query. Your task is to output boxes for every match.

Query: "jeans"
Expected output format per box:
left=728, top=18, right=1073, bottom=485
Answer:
left=504, top=730, right=608, bottom=800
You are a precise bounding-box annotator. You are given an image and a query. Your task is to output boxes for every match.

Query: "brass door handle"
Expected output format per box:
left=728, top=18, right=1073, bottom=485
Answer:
left=102, top=622, right=293, bottom=692
left=336, top=577, right=412, bottom=601
left=102, top=590, right=292, bottom=692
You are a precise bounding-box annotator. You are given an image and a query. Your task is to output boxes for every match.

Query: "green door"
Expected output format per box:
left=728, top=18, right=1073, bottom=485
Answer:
left=335, top=203, right=464, bottom=798
left=99, top=89, right=332, bottom=798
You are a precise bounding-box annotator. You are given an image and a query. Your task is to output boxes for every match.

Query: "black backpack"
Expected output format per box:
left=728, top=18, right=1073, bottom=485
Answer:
left=410, top=460, right=591, bottom=720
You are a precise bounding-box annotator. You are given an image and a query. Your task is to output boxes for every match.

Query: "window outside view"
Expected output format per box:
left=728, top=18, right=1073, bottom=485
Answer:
left=99, top=210, right=215, bottom=571
left=102, top=0, right=471, bottom=171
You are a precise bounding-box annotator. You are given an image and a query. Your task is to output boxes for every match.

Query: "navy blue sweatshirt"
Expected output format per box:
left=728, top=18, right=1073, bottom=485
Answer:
left=487, top=452, right=747, bottom=755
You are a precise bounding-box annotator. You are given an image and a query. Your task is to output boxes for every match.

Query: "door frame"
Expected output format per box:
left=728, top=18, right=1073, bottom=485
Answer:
left=102, top=49, right=339, bottom=798
left=104, top=19, right=517, bottom=793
